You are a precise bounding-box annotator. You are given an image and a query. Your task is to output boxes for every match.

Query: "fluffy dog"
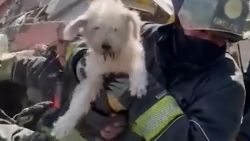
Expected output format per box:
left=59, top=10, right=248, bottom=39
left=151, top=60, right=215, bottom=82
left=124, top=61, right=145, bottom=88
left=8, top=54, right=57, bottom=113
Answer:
left=52, top=0, right=148, bottom=138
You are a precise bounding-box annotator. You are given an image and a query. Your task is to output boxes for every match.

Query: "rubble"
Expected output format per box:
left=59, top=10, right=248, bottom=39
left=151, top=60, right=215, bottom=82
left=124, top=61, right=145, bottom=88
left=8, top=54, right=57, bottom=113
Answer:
left=8, top=21, right=63, bottom=51
left=0, top=0, right=88, bottom=52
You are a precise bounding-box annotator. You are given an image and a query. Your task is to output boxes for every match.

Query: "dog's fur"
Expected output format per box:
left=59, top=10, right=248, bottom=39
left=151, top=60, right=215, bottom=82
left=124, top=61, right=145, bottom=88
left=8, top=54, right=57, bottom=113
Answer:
left=52, top=0, right=148, bottom=138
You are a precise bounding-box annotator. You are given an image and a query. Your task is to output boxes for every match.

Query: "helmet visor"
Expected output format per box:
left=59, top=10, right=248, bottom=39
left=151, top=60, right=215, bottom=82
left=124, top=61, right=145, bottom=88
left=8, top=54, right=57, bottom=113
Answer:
left=243, top=1, right=250, bottom=39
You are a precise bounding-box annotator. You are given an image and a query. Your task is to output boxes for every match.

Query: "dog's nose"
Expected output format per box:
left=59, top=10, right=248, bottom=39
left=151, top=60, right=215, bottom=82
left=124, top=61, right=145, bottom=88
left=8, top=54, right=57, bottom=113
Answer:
left=102, top=44, right=111, bottom=50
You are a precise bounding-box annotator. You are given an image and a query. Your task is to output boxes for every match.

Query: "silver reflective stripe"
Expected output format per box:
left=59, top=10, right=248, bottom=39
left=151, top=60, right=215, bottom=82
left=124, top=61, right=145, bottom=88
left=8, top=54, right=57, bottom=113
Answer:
left=190, top=120, right=210, bottom=141
left=76, top=60, right=86, bottom=81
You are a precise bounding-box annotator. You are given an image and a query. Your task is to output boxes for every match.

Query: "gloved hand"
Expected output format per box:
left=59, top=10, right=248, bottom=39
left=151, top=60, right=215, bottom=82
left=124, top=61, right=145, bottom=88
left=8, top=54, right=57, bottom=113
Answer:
left=33, top=44, right=58, bottom=59
left=33, top=44, right=48, bottom=56
left=13, top=101, right=53, bottom=127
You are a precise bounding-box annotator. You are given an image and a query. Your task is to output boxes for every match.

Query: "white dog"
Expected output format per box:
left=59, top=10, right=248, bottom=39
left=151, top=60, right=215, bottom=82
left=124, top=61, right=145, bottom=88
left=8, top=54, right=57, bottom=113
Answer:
left=52, top=0, right=148, bottom=139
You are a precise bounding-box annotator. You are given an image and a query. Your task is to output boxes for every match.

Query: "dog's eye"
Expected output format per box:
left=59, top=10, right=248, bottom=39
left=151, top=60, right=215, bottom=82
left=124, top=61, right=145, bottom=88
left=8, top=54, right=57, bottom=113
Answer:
left=93, top=27, right=100, bottom=30
left=114, top=28, right=118, bottom=32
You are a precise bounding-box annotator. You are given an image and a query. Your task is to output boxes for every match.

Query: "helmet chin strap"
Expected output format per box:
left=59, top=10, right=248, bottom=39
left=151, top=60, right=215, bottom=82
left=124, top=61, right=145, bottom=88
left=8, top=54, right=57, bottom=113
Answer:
left=170, top=0, right=184, bottom=13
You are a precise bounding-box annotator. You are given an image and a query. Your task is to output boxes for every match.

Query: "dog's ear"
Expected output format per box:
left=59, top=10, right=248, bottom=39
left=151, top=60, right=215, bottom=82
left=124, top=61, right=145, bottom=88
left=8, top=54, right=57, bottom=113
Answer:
left=123, top=11, right=141, bottom=39
left=63, top=15, right=88, bottom=41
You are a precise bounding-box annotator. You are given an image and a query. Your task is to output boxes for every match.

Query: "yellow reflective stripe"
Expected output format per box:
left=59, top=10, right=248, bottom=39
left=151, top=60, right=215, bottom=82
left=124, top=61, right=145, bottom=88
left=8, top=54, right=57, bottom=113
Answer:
left=166, top=15, right=175, bottom=24
left=65, top=45, right=75, bottom=61
left=0, top=56, right=15, bottom=80
left=131, top=96, right=183, bottom=141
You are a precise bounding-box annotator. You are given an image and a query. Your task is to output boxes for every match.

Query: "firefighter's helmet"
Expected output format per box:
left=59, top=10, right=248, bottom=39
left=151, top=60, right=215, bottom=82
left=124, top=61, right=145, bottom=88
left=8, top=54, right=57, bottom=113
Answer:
left=150, top=0, right=250, bottom=41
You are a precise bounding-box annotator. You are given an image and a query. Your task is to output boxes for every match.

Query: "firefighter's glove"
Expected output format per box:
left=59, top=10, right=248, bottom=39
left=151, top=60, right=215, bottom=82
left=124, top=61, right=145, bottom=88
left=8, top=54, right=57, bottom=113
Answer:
left=13, top=101, right=53, bottom=125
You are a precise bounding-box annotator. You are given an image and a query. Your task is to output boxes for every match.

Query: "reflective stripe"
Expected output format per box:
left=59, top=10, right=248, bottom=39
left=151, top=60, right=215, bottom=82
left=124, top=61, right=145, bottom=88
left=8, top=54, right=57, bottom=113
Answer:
left=131, top=95, right=183, bottom=141
left=190, top=120, right=210, bottom=141
left=166, top=15, right=175, bottom=24
left=65, top=44, right=76, bottom=61
left=0, top=57, right=15, bottom=81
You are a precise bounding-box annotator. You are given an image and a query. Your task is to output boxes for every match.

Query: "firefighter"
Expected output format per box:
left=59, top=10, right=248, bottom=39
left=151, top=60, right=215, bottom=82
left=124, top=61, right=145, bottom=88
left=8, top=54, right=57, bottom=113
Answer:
left=52, top=0, right=249, bottom=140
left=0, top=34, right=62, bottom=140
left=89, top=0, right=249, bottom=140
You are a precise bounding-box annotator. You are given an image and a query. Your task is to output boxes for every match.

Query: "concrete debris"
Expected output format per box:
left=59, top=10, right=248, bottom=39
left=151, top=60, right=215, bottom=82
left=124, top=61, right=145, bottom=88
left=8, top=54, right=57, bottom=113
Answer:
left=9, top=21, right=64, bottom=51
left=46, top=0, right=79, bottom=19
left=0, top=0, right=89, bottom=52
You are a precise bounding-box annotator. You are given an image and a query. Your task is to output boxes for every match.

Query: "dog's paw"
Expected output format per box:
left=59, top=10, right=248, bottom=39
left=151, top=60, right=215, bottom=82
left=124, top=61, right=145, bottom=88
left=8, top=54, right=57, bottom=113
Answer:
left=130, top=85, right=147, bottom=98
left=51, top=116, right=75, bottom=139
left=129, top=74, right=148, bottom=98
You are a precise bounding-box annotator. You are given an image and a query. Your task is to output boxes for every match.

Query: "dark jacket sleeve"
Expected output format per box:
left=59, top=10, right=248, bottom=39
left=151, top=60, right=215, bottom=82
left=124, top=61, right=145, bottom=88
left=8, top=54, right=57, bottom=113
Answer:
left=238, top=112, right=250, bottom=141
left=128, top=23, right=245, bottom=141
left=12, top=49, right=63, bottom=102
left=157, top=76, right=245, bottom=141
left=237, top=62, right=250, bottom=141
left=126, top=70, right=245, bottom=141
left=13, top=50, right=63, bottom=88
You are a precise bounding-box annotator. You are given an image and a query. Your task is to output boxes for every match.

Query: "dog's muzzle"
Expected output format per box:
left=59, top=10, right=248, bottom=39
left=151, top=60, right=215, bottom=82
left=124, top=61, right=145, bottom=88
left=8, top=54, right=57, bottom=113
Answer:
left=102, top=43, right=115, bottom=60
left=102, top=44, right=111, bottom=51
